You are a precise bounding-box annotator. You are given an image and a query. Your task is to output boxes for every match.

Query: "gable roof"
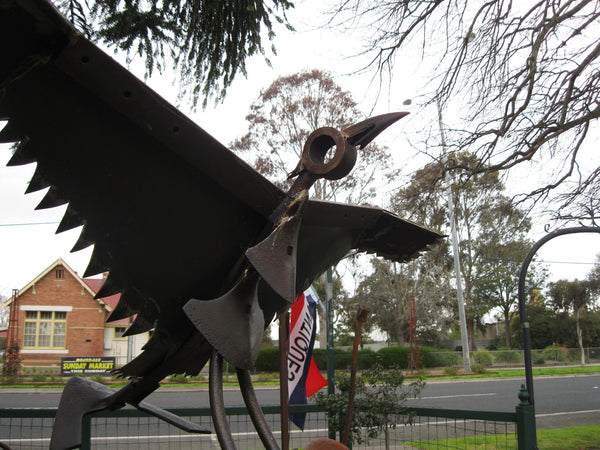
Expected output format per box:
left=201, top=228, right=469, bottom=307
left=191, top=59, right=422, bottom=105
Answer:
left=83, top=278, right=131, bottom=326
left=8, top=258, right=110, bottom=311
left=82, top=278, right=121, bottom=315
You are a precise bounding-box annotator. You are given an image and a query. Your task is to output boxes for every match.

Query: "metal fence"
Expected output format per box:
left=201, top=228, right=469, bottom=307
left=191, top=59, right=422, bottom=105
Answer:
left=426, top=346, right=600, bottom=368
left=0, top=402, right=533, bottom=449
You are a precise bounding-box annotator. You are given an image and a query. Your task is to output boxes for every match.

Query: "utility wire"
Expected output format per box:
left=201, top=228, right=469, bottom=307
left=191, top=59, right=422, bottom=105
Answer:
left=0, top=222, right=60, bottom=227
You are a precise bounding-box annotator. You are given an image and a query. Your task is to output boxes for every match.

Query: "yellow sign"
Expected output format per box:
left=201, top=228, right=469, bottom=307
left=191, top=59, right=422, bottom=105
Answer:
left=61, top=357, right=115, bottom=375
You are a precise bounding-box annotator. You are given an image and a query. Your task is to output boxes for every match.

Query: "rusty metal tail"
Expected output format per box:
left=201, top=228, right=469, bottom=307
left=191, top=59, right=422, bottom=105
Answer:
left=50, top=377, right=209, bottom=450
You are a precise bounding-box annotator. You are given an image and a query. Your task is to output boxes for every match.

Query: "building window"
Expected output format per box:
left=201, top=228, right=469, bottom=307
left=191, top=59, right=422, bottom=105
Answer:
left=114, top=327, right=127, bottom=339
left=23, top=311, right=67, bottom=348
left=55, top=268, right=65, bottom=279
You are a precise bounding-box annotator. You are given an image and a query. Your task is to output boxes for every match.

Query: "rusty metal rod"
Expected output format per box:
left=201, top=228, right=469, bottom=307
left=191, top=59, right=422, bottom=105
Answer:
left=209, top=350, right=236, bottom=450
left=237, top=368, right=280, bottom=449
left=342, top=307, right=370, bottom=446
left=278, top=310, right=290, bottom=450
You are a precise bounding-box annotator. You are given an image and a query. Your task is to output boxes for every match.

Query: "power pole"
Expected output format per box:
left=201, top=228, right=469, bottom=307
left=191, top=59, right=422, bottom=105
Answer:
left=438, top=101, right=471, bottom=372
left=446, top=181, right=471, bottom=371
left=408, top=294, right=420, bottom=374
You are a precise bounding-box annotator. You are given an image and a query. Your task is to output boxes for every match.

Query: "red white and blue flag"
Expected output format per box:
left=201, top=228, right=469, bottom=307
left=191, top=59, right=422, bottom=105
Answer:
left=288, top=286, right=327, bottom=430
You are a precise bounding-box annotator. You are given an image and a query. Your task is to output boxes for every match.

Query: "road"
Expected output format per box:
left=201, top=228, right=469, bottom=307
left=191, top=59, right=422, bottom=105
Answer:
left=2, top=373, right=599, bottom=421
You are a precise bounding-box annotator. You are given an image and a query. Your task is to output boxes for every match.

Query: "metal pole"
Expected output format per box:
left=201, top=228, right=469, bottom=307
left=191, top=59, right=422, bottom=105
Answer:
left=438, top=101, right=470, bottom=371
left=325, top=267, right=336, bottom=440
left=127, top=317, right=134, bottom=363
left=278, top=311, right=290, bottom=450
left=517, top=226, right=599, bottom=449
left=517, top=226, right=600, bottom=408
left=447, top=183, right=471, bottom=371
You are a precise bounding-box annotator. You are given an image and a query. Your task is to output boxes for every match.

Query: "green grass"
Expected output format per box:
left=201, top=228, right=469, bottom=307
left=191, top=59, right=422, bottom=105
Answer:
left=413, top=364, right=600, bottom=381
left=407, top=424, right=600, bottom=449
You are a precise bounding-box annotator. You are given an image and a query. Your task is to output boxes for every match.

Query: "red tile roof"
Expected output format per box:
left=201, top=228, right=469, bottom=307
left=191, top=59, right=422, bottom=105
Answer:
left=82, top=278, right=130, bottom=325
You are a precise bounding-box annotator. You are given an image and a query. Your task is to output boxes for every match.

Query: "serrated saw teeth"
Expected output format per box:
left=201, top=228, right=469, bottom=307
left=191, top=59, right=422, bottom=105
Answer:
left=35, top=186, right=68, bottom=210
left=56, top=204, right=85, bottom=234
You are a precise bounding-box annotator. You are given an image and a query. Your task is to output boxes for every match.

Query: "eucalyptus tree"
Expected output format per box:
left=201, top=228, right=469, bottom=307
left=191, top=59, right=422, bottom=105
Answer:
left=231, top=69, right=395, bottom=204
left=390, top=152, right=507, bottom=349
left=472, top=198, right=546, bottom=348
left=232, top=69, right=396, bottom=346
left=548, top=278, right=592, bottom=364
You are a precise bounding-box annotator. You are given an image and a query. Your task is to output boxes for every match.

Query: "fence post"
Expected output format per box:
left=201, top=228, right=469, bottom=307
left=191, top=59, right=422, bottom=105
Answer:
left=80, top=416, right=92, bottom=450
left=516, top=385, right=537, bottom=450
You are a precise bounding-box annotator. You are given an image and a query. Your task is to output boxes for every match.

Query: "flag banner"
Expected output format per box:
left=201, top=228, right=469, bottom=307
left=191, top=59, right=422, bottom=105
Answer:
left=288, top=286, right=327, bottom=430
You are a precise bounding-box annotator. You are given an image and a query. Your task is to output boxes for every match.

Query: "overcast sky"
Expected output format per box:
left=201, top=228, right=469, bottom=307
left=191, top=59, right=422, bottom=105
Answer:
left=1, top=0, right=599, bottom=301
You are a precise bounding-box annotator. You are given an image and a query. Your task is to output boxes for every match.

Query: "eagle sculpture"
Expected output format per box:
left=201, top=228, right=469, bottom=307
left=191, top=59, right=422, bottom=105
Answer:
left=0, top=1, right=442, bottom=448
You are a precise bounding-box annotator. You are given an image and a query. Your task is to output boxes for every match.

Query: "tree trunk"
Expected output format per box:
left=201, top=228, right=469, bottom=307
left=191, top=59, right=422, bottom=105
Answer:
left=504, top=309, right=511, bottom=348
left=576, top=307, right=585, bottom=365
left=467, top=319, right=476, bottom=351
left=319, top=309, right=327, bottom=349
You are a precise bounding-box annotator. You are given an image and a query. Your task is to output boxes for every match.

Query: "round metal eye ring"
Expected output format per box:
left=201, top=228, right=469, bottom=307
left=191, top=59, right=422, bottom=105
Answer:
left=301, top=127, right=357, bottom=181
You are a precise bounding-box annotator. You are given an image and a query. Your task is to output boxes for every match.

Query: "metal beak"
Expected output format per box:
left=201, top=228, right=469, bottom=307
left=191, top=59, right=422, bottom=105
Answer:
left=342, top=112, right=409, bottom=148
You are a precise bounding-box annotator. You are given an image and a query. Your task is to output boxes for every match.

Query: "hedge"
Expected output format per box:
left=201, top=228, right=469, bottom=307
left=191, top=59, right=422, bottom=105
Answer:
left=254, top=345, right=462, bottom=372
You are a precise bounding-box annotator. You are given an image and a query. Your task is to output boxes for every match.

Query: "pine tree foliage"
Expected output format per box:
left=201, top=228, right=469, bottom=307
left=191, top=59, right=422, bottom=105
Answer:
left=58, top=0, right=294, bottom=107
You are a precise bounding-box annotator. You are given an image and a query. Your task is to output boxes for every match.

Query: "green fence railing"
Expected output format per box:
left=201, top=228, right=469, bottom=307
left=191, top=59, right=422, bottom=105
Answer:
left=0, top=397, right=536, bottom=449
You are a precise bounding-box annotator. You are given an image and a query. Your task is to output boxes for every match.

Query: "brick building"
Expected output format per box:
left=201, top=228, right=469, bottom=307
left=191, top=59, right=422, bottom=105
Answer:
left=4, top=258, right=148, bottom=368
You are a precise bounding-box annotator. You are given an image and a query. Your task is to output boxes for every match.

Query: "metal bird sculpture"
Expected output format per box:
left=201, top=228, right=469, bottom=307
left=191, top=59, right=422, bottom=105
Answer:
left=0, top=1, right=442, bottom=448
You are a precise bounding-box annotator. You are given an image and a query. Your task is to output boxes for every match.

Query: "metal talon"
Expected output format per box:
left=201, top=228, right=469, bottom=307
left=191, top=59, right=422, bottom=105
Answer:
left=237, top=368, right=280, bottom=450
left=210, top=350, right=236, bottom=450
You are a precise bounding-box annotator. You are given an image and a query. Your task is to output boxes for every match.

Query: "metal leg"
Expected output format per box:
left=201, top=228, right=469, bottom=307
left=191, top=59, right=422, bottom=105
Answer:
left=209, top=349, right=236, bottom=450
left=237, top=367, right=280, bottom=450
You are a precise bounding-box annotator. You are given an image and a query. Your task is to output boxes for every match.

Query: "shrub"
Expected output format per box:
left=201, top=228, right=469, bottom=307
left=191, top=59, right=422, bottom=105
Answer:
left=91, top=375, right=105, bottom=384
left=170, top=374, right=188, bottom=383
left=542, top=345, right=568, bottom=362
left=492, top=348, right=522, bottom=363
left=32, top=374, right=47, bottom=382
left=312, top=348, right=327, bottom=369
left=311, top=348, right=347, bottom=370
left=471, top=364, right=486, bottom=374
left=531, top=350, right=546, bottom=365
left=421, top=348, right=461, bottom=368
left=2, top=342, right=23, bottom=377
left=376, top=346, right=410, bottom=369
left=2, top=376, right=20, bottom=385
left=255, top=372, right=275, bottom=382
left=357, top=349, right=378, bottom=369
left=334, top=350, right=352, bottom=370
left=567, top=348, right=582, bottom=362
left=315, top=364, right=424, bottom=447
left=474, top=351, right=493, bottom=367
left=254, top=347, right=279, bottom=372
left=443, top=365, right=458, bottom=375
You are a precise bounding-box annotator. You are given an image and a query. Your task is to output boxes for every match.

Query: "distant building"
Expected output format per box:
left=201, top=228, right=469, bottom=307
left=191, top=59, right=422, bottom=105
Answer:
left=4, top=258, right=149, bottom=368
